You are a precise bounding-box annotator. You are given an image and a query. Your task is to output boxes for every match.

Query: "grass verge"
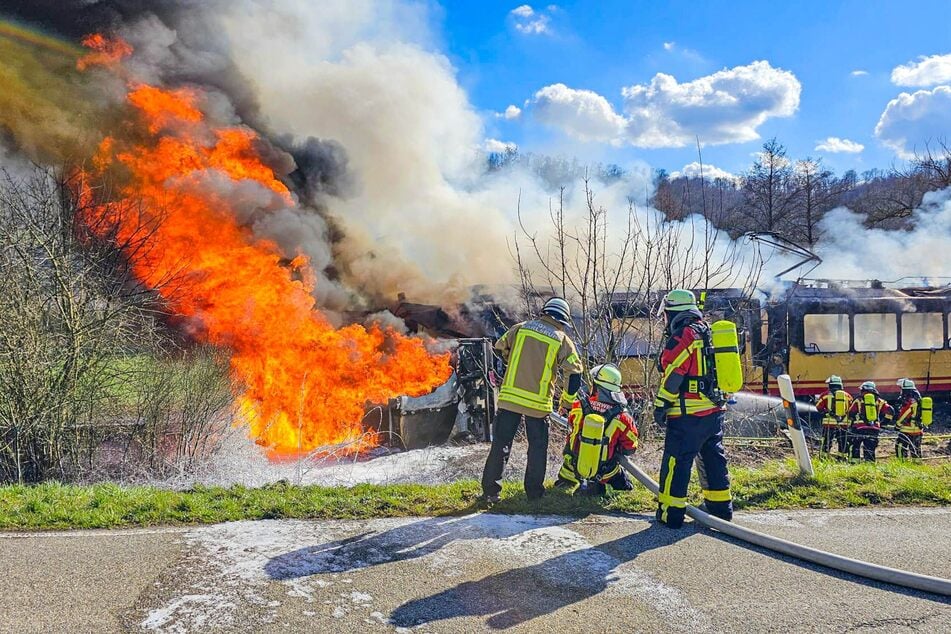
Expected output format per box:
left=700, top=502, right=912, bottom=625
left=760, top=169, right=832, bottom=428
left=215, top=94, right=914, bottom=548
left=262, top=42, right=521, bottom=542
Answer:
left=0, top=458, right=948, bottom=531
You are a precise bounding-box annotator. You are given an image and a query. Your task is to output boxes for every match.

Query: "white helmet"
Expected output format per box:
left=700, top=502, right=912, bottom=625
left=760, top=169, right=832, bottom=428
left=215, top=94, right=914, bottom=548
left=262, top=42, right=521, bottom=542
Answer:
left=542, top=297, right=571, bottom=324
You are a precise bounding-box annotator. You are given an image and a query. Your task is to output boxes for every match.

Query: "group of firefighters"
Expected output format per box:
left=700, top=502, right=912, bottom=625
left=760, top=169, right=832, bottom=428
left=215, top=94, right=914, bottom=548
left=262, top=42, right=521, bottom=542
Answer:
left=481, top=289, right=734, bottom=529
left=479, top=289, right=937, bottom=527
left=815, top=375, right=933, bottom=462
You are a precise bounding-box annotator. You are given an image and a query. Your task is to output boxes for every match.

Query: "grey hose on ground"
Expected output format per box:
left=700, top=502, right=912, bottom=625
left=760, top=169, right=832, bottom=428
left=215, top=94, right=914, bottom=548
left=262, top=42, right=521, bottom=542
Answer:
left=616, top=455, right=951, bottom=598
left=547, top=413, right=951, bottom=597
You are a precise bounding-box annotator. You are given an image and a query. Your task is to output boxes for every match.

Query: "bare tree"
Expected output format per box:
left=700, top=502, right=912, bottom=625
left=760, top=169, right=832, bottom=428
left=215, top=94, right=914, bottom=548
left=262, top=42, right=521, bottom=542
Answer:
left=740, top=138, right=802, bottom=236
left=0, top=167, right=230, bottom=483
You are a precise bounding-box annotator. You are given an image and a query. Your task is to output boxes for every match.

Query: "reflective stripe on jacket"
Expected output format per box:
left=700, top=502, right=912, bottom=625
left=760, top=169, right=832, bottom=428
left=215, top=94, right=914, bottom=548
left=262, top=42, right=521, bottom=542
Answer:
left=496, top=315, right=583, bottom=416
left=816, top=391, right=852, bottom=427
left=894, top=398, right=924, bottom=435
left=848, top=396, right=893, bottom=431
left=654, top=322, right=723, bottom=418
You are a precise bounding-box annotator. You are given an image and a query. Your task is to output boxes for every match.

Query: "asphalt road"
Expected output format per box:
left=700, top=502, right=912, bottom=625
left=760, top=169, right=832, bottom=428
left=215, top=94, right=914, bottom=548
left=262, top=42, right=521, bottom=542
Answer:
left=2, top=508, right=950, bottom=633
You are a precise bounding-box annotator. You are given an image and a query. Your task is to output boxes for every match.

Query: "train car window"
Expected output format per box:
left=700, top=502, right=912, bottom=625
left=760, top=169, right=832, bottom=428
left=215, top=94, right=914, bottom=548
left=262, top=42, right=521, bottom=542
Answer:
left=803, top=313, right=849, bottom=353
left=901, top=313, right=944, bottom=350
left=854, top=313, right=897, bottom=352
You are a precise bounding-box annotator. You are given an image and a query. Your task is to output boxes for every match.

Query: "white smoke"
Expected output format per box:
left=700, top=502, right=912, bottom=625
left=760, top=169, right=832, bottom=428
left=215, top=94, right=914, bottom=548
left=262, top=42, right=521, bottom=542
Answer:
left=811, top=188, right=951, bottom=282
left=100, top=0, right=951, bottom=313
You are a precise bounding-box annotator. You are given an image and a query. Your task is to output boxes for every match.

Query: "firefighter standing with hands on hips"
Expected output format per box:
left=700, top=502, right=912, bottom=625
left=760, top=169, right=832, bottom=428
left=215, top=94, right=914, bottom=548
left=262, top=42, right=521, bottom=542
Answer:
left=893, top=378, right=933, bottom=459
left=847, top=381, right=893, bottom=462
left=653, top=289, right=743, bottom=529
left=481, top=297, right=583, bottom=505
left=815, top=375, right=852, bottom=455
left=555, top=363, right=639, bottom=495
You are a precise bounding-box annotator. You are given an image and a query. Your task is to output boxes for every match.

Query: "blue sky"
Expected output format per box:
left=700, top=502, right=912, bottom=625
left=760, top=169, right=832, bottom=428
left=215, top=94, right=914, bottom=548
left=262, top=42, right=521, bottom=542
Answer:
left=435, top=1, right=951, bottom=177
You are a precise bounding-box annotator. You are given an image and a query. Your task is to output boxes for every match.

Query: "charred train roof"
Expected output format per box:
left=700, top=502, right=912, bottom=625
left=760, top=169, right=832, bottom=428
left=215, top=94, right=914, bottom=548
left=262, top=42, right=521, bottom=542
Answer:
left=784, top=284, right=951, bottom=314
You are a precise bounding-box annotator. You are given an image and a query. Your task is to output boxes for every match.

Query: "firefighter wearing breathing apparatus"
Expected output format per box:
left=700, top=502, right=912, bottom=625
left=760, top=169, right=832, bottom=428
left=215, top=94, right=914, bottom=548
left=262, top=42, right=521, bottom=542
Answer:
left=893, top=378, right=932, bottom=460
left=847, top=381, right=894, bottom=462
left=815, top=375, right=852, bottom=455
left=555, top=363, right=639, bottom=496
left=653, top=289, right=743, bottom=529
left=481, top=297, right=584, bottom=503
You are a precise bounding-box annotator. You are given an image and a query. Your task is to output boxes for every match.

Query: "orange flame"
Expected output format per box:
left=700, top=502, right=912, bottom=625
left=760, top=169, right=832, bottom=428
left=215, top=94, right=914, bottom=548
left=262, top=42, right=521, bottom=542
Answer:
left=78, top=79, right=451, bottom=454
left=77, top=33, right=133, bottom=70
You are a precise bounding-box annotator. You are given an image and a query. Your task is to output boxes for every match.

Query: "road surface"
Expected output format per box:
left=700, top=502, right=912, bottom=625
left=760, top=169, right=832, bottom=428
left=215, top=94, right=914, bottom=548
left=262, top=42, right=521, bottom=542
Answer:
left=1, top=508, right=950, bottom=633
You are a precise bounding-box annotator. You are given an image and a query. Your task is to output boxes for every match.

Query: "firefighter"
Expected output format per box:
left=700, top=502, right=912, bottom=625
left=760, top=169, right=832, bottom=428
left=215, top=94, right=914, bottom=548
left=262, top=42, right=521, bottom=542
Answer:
left=847, top=381, right=893, bottom=462
left=653, top=289, right=733, bottom=529
left=555, top=363, right=639, bottom=496
left=815, top=375, right=852, bottom=455
left=893, top=379, right=930, bottom=459
left=480, top=297, right=584, bottom=504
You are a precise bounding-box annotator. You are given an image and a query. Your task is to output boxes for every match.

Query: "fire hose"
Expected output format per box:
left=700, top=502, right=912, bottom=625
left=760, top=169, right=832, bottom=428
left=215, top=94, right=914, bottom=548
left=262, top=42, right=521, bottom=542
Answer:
left=549, top=413, right=951, bottom=597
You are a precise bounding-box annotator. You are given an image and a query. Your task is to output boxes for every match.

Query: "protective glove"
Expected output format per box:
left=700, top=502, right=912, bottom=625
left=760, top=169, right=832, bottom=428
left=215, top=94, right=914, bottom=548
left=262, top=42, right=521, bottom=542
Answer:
left=653, top=406, right=667, bottom=426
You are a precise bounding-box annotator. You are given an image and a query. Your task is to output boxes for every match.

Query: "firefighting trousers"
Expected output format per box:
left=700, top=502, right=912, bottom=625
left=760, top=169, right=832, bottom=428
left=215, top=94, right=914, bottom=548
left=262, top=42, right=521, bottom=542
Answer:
left=895, top=432, right=923, bottom=459
left=657, top=411, right=732, bottom=529
left=849, top=430, right=879, bottom=462
left=554, top=458, right=633, bottom=495
left=821, top=426, right=848, bottom=454
left=481, top=409, right=549, bottom=499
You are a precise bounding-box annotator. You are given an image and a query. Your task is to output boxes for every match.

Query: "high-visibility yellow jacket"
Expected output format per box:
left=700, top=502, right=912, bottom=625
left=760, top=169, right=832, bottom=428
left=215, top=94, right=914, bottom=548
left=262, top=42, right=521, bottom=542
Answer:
left=496, top=315, right=583, bottom=417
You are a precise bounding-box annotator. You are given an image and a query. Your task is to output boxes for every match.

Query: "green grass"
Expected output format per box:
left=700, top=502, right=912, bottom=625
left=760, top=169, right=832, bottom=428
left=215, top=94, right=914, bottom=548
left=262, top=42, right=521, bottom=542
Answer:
left=0, top=458, right=948, bottom=531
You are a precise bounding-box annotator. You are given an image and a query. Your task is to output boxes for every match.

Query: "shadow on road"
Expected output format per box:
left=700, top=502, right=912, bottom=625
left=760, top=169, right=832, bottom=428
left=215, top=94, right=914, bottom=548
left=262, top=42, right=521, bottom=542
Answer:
left=389, top=519, right=694, bottom=630
left=264, top=506, right=582, bottom=580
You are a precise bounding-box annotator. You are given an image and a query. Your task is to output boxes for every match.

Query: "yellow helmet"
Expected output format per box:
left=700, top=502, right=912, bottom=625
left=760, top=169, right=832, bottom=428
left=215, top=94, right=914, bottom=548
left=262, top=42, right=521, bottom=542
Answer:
left=591, top=363, right=623, bottom=393
left=663, top=289, right=698, bottom=313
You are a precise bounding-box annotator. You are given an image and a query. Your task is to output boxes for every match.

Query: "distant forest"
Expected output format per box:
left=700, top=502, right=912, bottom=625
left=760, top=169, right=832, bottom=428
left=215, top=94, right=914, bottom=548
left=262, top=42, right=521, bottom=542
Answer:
left=488, top=138, right=951, bottom=248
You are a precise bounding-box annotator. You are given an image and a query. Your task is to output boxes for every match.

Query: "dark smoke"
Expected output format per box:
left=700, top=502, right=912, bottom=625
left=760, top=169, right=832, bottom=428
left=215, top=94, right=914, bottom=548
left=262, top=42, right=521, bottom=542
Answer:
left=277, top=136, right=356, bottom=204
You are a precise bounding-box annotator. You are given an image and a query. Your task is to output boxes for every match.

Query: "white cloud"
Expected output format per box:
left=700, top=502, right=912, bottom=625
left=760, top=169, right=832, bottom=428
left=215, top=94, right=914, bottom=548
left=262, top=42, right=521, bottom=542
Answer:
left=671, top=161, right=738, bottom=182
left=529, top=61, right=799, bottom=148
left=496, top=104, right=522, bottom=120
left=483, top=138, right=517, bottom=154
left=891, top=53, right=951, bottom=87
left=530, top=83, right=627, bottom=143
left=815, top=137, right=864, bottom=153
left=875, top=85, right=951, bottom=158
left=663, top=41, right=675, bottom=51
left=621, top=61, right=800, bottom=147
left=850, top=69, right=868, bottom=77
left=511, top=4, right=534, bottom=18
left=510, top=4, right=552, bottom=34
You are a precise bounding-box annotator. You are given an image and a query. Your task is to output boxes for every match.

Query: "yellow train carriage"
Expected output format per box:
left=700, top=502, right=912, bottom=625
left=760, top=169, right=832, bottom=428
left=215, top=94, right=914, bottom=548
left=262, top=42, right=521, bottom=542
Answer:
left=766, top=283, right=951, bottom=398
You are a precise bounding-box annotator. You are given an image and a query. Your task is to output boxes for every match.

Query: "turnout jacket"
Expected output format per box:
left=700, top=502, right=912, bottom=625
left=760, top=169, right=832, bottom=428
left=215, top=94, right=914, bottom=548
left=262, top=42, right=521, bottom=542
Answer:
left=654, top=313, right=725, bottom=418
left=816, top=390, right=853, bottom=427
left=894, top=397, right=924, bottom=435
left=495, top=315, right=583, bottom=417
left=848, top=396, right=894, bottom=432
left=564, top=393, right=638, bottom=481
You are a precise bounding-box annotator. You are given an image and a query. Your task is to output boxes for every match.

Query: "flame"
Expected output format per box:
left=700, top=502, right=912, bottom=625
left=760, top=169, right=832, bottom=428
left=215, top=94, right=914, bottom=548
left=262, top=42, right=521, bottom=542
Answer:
left=77, top=33, right=133, bottom=71
left=77, top=42, right=451, bottom=454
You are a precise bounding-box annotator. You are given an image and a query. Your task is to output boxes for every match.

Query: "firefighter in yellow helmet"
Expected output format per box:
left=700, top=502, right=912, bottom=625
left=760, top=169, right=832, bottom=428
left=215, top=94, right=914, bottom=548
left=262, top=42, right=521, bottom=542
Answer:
left=555, top=363, right=639, bottom=495
left=815, top=375, right=852, bottom=455
left=481, top=297, right=583, bottom=504
left=847, top=381, right=893, bottom=462
left=653, top=289, right=732, bottom=529
left=893, top=379, right=931, bottom=459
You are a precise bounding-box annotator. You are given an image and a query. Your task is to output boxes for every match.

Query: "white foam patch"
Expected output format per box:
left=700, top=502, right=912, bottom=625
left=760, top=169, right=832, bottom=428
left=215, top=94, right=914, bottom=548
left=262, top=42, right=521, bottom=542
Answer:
left=169, top=440, right=485, bottom=488
left=142, top=515, right=713, bottom=631
left=142, top=594, right=235, bottom=632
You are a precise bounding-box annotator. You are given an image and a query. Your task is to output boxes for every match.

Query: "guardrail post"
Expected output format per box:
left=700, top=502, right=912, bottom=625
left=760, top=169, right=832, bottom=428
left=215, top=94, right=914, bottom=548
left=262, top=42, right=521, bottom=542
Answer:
left=777, top=374, right=815, bottom=476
